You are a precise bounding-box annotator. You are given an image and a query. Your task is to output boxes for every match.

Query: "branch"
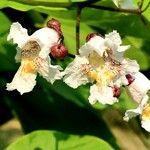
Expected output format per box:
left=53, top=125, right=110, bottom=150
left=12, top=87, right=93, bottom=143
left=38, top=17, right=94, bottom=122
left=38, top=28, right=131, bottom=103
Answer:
left=76, top=4, right=82, bottom=54
left=141, top=0, right=150, bottom=13
left=86, top=5, right=142, bottom=15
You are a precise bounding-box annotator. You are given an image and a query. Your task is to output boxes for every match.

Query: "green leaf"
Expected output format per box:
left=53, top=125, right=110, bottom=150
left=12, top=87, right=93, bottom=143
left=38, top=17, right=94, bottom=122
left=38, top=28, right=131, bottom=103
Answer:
left=124, top=36, right=150, bottom=70
left=0, top=0, right=88, bottom=12
left=6, top=130, right=114, bottom=150
left=0, top=11, right=17, bottom=71
left=142, top=0, right=150, bottom=22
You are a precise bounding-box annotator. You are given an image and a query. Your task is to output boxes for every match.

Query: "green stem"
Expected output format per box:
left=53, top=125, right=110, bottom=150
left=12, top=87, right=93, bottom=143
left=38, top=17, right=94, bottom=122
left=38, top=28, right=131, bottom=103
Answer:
left=76, top=4, right=82, bottom=54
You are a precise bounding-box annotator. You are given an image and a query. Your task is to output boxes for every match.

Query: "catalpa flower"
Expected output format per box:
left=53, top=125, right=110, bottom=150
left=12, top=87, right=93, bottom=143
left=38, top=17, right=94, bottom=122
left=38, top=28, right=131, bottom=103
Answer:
left=112, top=0, right=136, bottom=9
left=6, top=19, right=63, bottom=94
left=124, top=72, right=150, bottom=132
left=63, top=31, right=139, bottom=105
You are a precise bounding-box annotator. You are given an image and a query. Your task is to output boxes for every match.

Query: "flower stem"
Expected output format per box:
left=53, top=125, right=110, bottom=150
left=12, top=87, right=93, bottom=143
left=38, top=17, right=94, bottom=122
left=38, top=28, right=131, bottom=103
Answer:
left=86, top=5, right=142, bottom=15
left=76, top=4, right=82, bottom=54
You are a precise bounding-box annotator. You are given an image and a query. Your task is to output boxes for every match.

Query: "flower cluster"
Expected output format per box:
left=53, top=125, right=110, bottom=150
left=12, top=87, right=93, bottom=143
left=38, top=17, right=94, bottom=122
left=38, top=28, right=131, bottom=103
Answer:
left=6, top=19, right=67, bottom=95
left=6, top=20, right=150, bottom=132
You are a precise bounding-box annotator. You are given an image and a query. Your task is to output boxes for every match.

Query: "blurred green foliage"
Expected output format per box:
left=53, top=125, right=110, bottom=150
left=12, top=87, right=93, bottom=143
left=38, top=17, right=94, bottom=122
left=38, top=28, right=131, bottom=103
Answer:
left=0, top=0, right=150, bottom=149
left=6, top=130, right=114, bottom=150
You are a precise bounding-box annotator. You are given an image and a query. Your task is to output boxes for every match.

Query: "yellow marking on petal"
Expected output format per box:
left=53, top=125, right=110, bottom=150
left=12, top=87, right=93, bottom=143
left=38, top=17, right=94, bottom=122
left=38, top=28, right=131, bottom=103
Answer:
left=89, top=51, right=104, bottom=68
left=142, top=104, right=150, bottom=120
left=88, top=70, right=100, bottom=82
left=21, top=60, right=36, bottom=75
left=104, top=71, right=116, bottom=81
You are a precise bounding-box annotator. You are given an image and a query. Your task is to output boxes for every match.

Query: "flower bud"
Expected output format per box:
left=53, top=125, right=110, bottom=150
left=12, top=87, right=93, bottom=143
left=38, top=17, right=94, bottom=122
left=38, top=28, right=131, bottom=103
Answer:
left=126, top=74, right=135, bottom=85
left=50, top=43, right=68, bottom=59
left=112, top=86, right=121, bottom=98
left=47, top=18, right=63, bottom=37
left=86, top=33, right=103, bottom=42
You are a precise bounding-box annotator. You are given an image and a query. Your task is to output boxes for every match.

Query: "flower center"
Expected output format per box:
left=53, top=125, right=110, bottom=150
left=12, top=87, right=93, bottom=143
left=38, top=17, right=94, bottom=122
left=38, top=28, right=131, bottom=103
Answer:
left=21, top=40, right=41, bottom=59
left=87, top=51, right=119, bottom=86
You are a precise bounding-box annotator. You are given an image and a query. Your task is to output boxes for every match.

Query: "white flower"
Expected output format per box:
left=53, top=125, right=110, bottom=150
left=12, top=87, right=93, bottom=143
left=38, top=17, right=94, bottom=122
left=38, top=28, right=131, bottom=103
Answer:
left=6, top=22, right=62, bottom=94
left=124, top=72, right=150, bottom=132
left=63, top=30, right=134, bottom=105
left=112, top=0, right=136, bottom=9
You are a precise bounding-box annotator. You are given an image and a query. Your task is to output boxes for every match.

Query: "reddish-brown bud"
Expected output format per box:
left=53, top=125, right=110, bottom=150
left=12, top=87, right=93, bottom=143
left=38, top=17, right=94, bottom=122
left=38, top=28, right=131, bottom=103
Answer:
left=50, top=43, right=68, bottom=59
left=47, top=18, right=63, bottom=37
left=112, top=86, right=121, bottom=98
left=47, top=18, right=61, bottom=28
left=86, top=33, right=103, bottom=42
left=126, top=74, right=135, bottom=86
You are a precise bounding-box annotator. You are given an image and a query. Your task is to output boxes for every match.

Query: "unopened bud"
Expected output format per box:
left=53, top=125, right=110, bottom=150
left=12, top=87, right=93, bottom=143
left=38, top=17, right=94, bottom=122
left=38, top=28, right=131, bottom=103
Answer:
left=47, top=18, right=61, bottom=28
left=112, top=86, right=121, bottom=98
left=50, top=43, right=68, bottom=59
left=47, top=18, right=63, bottom=37
left=126, top=74, right=135, bottom=86
left=86, top=33, right=103, bottom=42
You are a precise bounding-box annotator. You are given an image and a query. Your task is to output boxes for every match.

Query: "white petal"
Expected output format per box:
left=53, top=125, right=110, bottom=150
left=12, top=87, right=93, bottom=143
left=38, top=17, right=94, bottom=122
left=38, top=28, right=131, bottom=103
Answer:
left=89, top=84, right=118, bottom=105
left=123, top=107, right=142, bottom=121
left=112, top=45, right=130, bottom=62
left=37, top=57, right=62, bottom=84
left=7, top=22, right=29, bottom=48
left=6, top=61, right=37, bottom=95
left=105, top=30, right=122, bottom=45
left=141, top=119, right=150, bottom=132
left=63, top=56, right=89, bottom=88
left=30, top=27, right=59, bottom=59
left=79, top=36, right=105, bottom=57
left=122, top=59, right=140, bottom=74
left=104, top=31, right=130, bottom=62
left=118, top=45, right=130, bottom=52
left=15, top=47, right=22, bottom=62
left=115, top=75, right=128, bottom=87
left=112, top=0, right=136, bottom=9
left=127, top=72, right=150, bottom=103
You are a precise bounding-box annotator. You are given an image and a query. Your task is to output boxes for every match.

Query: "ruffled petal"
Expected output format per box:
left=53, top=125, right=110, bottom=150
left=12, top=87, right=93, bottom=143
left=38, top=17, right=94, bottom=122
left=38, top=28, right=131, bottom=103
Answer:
left=122, top=59, right=140, bottom=74
left=115, top=59, right=139, bottom=86
left=141, top=104, right=150, bottom=132
left=63, top=56, right=89, bottom=88
left=89, top=84, right=118, bottom=105
left=118, top=45, right=130, bottom=52
left=105, top=30, right=122, bottom=45
left=123, top=96, right=148, bottom=122
left=7, top=22, right=29, bottom=48
left=126, top=72, right=150, bottom=103
left=15, top=47, right=22, bottom=62
left=123, top=107, right=142, bottom=121
left=37, top=57, right=62, bottom=84
left=141, top=119, right=150, bottom=132
left=6, top=60, right=37, bottom=95
left=104, top=31, right=130, bottom=62
left=30, top=27, right=59, bottom=59
left=79, top=36, right=105, bottom=57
